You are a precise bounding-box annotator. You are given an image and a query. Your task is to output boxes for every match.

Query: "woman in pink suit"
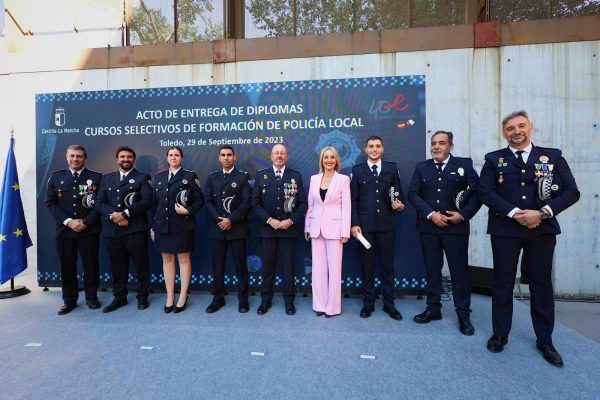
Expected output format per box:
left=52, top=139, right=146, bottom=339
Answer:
left=305, top=147, right=351, bottom=317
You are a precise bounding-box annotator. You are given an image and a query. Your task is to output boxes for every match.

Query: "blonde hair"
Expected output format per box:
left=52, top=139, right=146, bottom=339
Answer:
left=318, top=146, right=341, bottom=173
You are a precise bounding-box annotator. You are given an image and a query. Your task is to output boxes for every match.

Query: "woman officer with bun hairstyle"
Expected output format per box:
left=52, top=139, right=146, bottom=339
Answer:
left=152, top=146, right=204, bottom=313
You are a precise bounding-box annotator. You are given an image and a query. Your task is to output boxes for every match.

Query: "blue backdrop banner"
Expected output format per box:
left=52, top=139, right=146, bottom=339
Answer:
left=36, top=75, right=427, bottom=292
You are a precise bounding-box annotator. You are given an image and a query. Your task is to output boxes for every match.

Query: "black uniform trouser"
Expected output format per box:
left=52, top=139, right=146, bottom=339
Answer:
left=420, top=232, right=471, bottom=317
left=211, top=238, right=248, bottom=302
left=491, top=234, right=556, bottom=344
left=103, top=231, right=150, bottom=301
left=358, top=230, right=396, bottom=307
left=260, top=237, right=296, bottom=304
left=56, top=234, right=100, bottom=305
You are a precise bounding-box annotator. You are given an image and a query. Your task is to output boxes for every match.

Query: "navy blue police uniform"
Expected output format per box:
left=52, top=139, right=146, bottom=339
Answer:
left=96, top=168, right=152, bottom=304
left=408, top=155, right=481, bottom=317
left=479, top=145, right=579, bottom=344
left=251, top=167, right=307, bottom=306
left=45, top=168, right=102, bottom=306
left=152, top=169, right=204, bottom=253
left=350, top=160, right=404, bottom=308
left=204, top=168, right=251, bottom=304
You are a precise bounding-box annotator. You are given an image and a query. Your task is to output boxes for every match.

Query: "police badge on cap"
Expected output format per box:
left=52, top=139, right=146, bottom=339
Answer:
left=449, top=187, right=471, bottom=211
left=538, top=175, right=561, bottom=201
left=81, top=193, right=95, bottom=209
left=284, top=197, right=296, bottom=213
left=176, top=189, right=192, bottom=207
left=222, top=195, right=235, bottom=214
left=389, top=186, right=400, bottom=205
left=123, top=191, right=138, bottom=207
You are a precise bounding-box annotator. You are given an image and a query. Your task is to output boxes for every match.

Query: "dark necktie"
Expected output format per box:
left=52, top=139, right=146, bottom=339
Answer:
left=436, top=162, right=444, bottom=173
left=516, top=150, right=525, bottom=165
left=73, top=171, right=79, bottom=179
left=169, top=172, right=174, bottom=182
left=223, top=172, right=229, bottom=179
left=276, top=170, right=282, bottom=180
left=371, top=165, right=378, bottom=176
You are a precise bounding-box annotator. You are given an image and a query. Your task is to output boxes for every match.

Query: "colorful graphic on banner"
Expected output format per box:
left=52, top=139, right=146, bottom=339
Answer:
left=36, top=76, right=427, bottom=292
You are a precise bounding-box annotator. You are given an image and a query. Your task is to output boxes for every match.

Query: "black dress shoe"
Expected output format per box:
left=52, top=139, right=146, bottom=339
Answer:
left=360, top=305, right=374, bottom=318
left=487, top=334, right=508, bottom=353
left=138, top=299, right=149, bottom=310
left=413, top=309, right=442, bottom=324
left=86, top=300, right=101, bottom=310
left=174, top=297, right=188, bottom=314
left=205, top=298, right=225, bottom=313
left=536, top=340, right=564, bottom=368
left=257, top=302, right=271, bottom=315
left=383, top=305, right=403, bottom=321
left=315, top=311, right=325, bottom=317
left=103, top=298, right=128, bottom=313
left=238, top=301, right=250, bottom=313
left=164, top=303, right=174, bottom=313
left=58, top=303, right=77, bottom=315
left=285, top=303, right=296, bottom=315
left=458, top=315, right=475, bottom=336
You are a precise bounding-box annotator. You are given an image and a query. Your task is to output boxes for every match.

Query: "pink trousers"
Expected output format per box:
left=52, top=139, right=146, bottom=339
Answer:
left=311, top=235, right=343, bottom=316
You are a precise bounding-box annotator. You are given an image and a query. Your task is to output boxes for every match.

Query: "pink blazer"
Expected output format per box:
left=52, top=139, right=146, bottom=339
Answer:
left=305, top=172, right=351, bottom=240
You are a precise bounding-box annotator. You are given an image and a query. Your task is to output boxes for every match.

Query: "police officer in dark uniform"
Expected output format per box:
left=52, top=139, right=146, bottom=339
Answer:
left=153, top=146, right=204, bottom=313
left=350, top=136, right=405, bottom=320
left=408, top=131, right=481, bottom=335
left=204, top=145, right=251, bottom=314
left=96, top=146, right=152, bottom=313
left=45, top=144, right=102, bottom=315
left=480, top=110, right=579, bottom=367
left=252, top=144, right=307, bottom=316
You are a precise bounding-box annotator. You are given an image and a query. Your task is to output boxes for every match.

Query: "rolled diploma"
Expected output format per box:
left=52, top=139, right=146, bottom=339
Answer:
left=356, top=233, right=371, bottom=249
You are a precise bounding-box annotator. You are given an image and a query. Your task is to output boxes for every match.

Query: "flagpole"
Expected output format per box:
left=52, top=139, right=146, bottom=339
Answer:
left=0, top=128, right=31, bottom=299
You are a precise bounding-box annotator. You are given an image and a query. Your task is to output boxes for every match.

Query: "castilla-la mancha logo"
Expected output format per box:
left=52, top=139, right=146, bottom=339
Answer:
left=54, top=107, right=66, bottom=127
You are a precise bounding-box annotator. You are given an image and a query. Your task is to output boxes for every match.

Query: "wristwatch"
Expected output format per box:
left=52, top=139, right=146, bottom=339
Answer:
left=539, top=208, right=551, bottom=220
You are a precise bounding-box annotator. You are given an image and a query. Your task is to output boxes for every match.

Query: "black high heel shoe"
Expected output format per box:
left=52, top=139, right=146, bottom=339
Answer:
left=174, top=296, right=188, bottom=314
left=164, top=299, right=175, bottom=314
left=315, top=311, right=325, bottom=317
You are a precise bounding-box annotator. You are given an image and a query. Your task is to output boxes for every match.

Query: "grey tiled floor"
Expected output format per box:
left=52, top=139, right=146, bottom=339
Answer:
left=2, top=269, right=599, bottom=343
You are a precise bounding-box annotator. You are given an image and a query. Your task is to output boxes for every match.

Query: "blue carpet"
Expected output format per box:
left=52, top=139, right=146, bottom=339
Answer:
left=1, top=285, right=599, bottom=400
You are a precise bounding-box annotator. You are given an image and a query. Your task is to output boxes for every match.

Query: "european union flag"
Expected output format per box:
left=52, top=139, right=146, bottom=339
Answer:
left=0, top=138, right=33, bottom=284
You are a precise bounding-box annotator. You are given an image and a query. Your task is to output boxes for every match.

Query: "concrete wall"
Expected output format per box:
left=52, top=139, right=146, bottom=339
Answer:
left=1, top=8, right=598, bottom=295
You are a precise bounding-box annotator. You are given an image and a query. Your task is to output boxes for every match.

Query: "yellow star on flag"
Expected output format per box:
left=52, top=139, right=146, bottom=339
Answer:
left=0, top=234, right=6, bottom=242
left=12, top=182, right=20, bottom=190
left=13, top=228, right=23, bottom=237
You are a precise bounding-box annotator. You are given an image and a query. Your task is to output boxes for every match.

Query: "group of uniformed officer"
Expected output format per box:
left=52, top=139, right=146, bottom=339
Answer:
left=45, top=110, right=579, bottom=368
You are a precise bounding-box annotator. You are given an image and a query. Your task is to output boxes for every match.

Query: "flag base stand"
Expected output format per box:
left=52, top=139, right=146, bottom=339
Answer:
left=0, top=279, right=31, bottom=299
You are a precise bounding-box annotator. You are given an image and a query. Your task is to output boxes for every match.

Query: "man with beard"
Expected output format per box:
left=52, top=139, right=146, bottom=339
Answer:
left=96, top=146, right=153, bottom=312
left=408, top=131, right=481, bottom=335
